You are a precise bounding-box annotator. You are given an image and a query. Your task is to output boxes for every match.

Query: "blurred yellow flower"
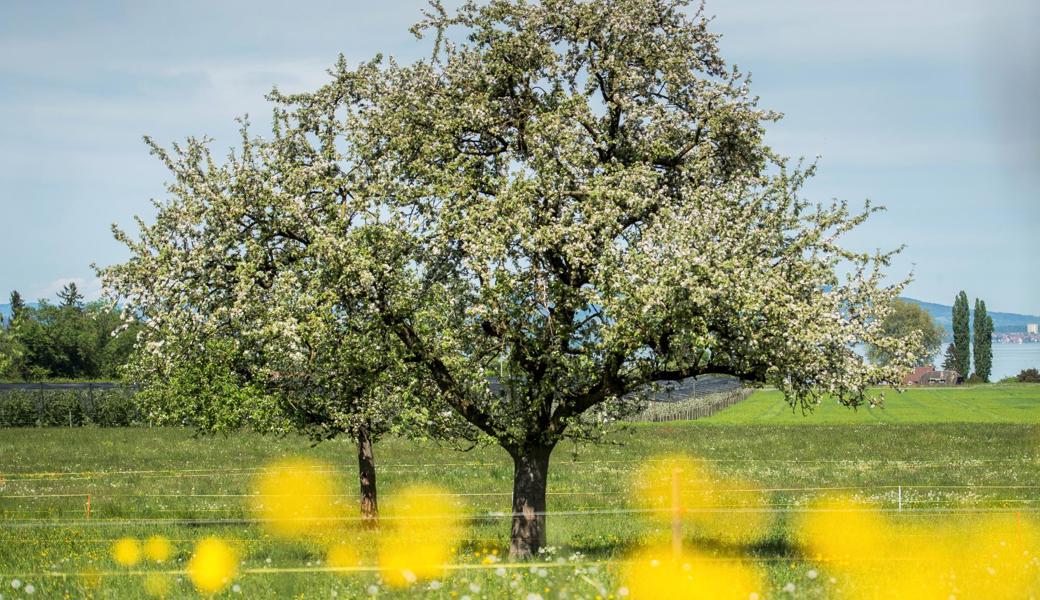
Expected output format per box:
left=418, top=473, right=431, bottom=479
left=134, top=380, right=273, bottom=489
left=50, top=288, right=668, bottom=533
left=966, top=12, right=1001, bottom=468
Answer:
left=379, top=485, right=464, bottom=587
left=795, top=495, right=887, bottom=563
left=327, top=542, right=361, bottom=572
left=143, top=535, right=172, bottom=563
left=251, top=457, right=344, bottom=540
left=633, top=455, right=770, bottom=545
left=798, top=496, right=1040, bottom=599
left=111, top=537, right=141, bottom=566
left=187, top=537, right=238, bottom=595
left=623, top=545, right=763, bottom=600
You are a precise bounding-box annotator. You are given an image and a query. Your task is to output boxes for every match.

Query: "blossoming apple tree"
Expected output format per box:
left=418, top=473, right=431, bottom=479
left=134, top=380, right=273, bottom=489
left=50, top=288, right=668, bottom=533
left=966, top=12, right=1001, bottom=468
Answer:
left=102, top=0, right=916, bottom=557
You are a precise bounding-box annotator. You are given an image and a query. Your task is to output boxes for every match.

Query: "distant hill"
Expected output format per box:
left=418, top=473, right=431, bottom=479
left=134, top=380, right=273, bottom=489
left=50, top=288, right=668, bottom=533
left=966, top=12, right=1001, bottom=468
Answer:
left=899, top=297, right=1039, bottom=335
left=0, top=302, right=39, bottom=324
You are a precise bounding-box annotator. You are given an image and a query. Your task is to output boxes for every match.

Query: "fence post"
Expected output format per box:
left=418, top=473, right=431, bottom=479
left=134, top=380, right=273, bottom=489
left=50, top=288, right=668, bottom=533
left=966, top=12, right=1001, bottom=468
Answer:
left=897, top=485, right=902, bottom=512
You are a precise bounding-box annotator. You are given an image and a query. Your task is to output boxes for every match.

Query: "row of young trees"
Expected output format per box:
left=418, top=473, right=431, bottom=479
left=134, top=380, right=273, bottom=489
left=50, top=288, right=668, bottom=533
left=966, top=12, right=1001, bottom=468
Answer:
left=0, top=284, right=140, bottom=381
left=98, top=0, right=914, bottom=557
left=944, top=291, right=993, bottom=382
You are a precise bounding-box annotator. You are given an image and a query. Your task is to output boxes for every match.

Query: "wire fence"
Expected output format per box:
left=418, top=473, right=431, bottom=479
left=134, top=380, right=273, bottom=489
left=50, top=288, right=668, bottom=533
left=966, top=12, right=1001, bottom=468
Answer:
left=0, top=376, right=752, bottom=428
left=0, top=382, right=140, bottom=427
left=630, top=388, right=752, bottom=422
left=2, top=482, right=1039, bottom=525
left=4, top=455, right=1036, bottom=481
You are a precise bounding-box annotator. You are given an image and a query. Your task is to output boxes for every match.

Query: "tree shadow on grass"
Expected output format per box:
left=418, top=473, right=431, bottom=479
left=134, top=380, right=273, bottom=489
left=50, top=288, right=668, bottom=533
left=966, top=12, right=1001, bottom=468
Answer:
left=562, top=530, right=803, bottom=562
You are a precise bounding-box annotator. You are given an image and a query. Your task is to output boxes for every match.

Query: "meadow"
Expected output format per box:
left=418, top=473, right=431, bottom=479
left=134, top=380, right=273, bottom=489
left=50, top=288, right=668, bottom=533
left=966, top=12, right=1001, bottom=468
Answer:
left=0, top=384, right=1038, bottom=598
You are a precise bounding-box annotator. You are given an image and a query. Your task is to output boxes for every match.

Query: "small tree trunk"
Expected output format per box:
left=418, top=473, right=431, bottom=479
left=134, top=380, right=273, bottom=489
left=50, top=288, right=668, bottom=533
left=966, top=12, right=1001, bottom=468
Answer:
left=509, top=444, right=552, bottom=559
left=357, top=424, right=378, bottom=524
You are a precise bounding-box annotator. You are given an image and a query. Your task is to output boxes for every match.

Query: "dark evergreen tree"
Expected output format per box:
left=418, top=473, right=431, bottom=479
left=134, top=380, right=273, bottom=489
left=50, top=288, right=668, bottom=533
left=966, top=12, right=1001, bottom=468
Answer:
left=973, top=298, right=993, bottom=382
left=57, top=282, right=84, bottom=309
left=8, top=290, right=25, bottom=322
left=952, top=291, right=970, bottom=378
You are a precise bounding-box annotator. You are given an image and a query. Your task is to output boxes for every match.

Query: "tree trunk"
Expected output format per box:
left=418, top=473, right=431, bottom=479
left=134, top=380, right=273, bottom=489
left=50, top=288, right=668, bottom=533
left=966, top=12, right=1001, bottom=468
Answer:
left=357, top=424, right=378, bottom=524
left=509, top=444, right=553, bottom=559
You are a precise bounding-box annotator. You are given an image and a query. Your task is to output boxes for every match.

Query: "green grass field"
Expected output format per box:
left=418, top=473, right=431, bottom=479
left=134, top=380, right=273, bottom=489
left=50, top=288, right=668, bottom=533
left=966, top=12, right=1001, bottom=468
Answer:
left=706, top=383, right=1040, bottom=424
left=1, top=384, right=1039, bottom=598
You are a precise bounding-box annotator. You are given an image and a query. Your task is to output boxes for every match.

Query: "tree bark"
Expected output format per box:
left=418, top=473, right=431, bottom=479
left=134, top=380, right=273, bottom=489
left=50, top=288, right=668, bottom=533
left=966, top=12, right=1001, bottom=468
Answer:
left=357, top=424, right=378, bottom=525
left=509, top=444, right=553, bottom=559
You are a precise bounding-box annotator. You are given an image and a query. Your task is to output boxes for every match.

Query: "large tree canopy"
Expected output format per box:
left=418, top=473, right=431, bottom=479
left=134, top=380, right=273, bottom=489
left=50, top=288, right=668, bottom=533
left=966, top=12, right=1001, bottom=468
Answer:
left=867, top=299, right=944, bottom=367
left=102, top=0, right=915, bottom=558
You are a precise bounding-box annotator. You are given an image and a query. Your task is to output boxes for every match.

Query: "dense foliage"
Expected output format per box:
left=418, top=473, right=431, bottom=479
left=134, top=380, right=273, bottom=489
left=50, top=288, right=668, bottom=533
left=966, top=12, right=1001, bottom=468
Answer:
left=102, top=0, right=914, bottom=557
left=866, top=299, right=944, bottom=367
left=0, top=287, right=140, bottom=381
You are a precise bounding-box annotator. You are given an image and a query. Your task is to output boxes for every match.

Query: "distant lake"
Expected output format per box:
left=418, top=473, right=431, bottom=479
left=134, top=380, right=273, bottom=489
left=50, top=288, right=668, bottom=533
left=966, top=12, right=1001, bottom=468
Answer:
left=990, top=343, right=1040, bottom=381
left=857, top=342, right=1040, bottom=381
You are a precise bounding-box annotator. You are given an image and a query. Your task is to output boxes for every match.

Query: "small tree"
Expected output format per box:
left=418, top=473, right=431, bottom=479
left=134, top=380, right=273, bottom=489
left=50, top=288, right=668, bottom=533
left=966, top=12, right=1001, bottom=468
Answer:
left=941, top=343, right=958, bottom=373
left=1, top=292, right=26, bottom=378
left=8, top=290, right=25, bottom=322
left=952, top=291, right=971, bottom=377
left=0, top=327, right=16, bottom=378
left=101, top=127, right=467, bottom=522
left=972, top=299, right=993, bottom=382
left=103, top=0, right=915, bottom=557
left=57, top=282, right=84, bottom=309
left=867, top=299, right=944, bottom=366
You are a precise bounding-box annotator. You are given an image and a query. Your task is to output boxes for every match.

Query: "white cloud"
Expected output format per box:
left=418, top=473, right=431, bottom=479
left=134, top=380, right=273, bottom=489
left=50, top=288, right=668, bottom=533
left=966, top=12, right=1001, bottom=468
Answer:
left=28, top=277, right=103, bottom=304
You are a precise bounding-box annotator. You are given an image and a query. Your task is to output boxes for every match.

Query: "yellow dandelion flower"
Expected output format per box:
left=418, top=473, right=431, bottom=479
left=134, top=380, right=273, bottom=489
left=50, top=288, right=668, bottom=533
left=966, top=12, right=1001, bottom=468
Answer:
left=143, top=535, right=172, bottom=563
left=327, top=542, right=361, bottom=573
left=797, top=498, right=1040, bottom=600
left=632, top=455, right=770, bottom=545
left=623, top=546, right=763, bottom=600
left=251, top=457, right=345, bottom=540
left=379, top=485, right=464, bottom=587
left=187, top=537, right=238, bottom=595
left=111, top=537, right=141, bottom=566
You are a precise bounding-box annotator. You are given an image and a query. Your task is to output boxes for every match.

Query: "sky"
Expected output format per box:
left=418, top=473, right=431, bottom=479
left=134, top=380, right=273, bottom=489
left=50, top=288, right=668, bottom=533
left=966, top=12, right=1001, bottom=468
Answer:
left=1, top=0, right=1038, bottom=313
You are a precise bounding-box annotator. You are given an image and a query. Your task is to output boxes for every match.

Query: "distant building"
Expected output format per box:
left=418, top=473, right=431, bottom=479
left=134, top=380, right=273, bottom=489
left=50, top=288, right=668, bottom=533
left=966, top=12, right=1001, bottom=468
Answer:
left=903, top=365, right=960, bottom=386
left=1028, top=323, right=1039, bottom=335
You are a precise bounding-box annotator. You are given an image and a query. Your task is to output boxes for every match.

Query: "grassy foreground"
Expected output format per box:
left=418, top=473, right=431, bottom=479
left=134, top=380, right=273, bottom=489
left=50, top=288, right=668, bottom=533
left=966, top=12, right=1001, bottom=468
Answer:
left=1, top=386, right=1039, bottom=598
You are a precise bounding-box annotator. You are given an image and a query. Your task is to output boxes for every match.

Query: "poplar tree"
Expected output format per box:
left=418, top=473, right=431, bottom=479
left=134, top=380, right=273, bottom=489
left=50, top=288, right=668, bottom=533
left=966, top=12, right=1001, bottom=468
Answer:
left=973, top=299, right=993, bottom=382
left=952, top=291, right=971, bottom=378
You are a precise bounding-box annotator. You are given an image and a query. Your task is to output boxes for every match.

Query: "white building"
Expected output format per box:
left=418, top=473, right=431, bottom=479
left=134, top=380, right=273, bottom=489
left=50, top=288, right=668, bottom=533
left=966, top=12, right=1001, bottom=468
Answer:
left=1029, top=323, right=1039, bottom=335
